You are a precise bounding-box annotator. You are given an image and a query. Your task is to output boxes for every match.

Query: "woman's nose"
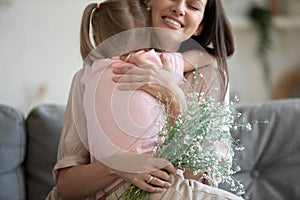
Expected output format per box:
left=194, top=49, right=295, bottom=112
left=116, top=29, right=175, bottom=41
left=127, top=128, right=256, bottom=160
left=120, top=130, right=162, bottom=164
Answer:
left=171, top=1, right=185, bottom=16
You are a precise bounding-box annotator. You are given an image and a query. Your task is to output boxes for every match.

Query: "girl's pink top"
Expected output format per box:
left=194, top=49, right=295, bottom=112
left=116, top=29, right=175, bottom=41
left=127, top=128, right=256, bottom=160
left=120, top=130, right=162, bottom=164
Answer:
left=81, top=50, right=184, bottom=199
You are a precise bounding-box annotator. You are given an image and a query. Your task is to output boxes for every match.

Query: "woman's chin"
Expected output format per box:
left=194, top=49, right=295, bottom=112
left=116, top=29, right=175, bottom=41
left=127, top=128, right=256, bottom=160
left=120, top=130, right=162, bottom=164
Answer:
left=152, top=27, right=188, bottom=51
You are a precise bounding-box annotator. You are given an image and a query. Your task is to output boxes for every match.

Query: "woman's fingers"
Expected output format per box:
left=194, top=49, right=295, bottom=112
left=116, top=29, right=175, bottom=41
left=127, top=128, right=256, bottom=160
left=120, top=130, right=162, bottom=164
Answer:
left=160, top=53, right=172, bottom=72
left=124, top=173, right=164, bottom=193
left=147, top=175, right=172, bottom=189
left=115, top=82, right=148, bottom=90
left=120, top=171, right=172, bottom=193
left=113, top=64, right=156, bottom=75
left=109, top=155, right=175, bottom=193
left=120, top=51, right=149, bottom=66
left=138, top=180, right=164, bottom=193
left=151, top=170, right=172, bottom=183
left=113, top=66, right=136, bottom=75
left=163, top=163, right=177, bottom=175
left=112, top=75, right=145, bottom=83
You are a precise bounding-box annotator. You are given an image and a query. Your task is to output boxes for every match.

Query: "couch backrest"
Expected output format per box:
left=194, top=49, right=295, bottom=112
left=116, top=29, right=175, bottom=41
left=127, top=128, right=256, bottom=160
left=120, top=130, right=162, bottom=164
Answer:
left=0, top=104, right=26, bottom=200
left=0, top=104, right=65, bottom=200
left=25, top=104, right=65, bottom=200
left=228, top=98, right=300, bottom=200
left=1, top=98, right=300, bottom=200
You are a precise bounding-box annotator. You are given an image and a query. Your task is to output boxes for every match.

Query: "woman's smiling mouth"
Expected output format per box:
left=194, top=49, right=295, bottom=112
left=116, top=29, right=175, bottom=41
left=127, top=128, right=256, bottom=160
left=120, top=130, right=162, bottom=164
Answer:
left=162, top=17, right=183, bottom=28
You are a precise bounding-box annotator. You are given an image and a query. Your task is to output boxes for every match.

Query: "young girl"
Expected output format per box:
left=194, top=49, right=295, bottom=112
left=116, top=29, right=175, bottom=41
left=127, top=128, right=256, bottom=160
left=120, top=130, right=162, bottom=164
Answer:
left=47, top=0, right=239, bottom=199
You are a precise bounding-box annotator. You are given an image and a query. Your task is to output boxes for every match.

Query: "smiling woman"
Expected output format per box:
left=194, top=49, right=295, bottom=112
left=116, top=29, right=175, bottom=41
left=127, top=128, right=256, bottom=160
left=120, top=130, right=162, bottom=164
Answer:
left=46, top=0, right=239, bottom=199
left=144, top=0, right=206, bottom=52
left=147, top=0, right=205, bottom=44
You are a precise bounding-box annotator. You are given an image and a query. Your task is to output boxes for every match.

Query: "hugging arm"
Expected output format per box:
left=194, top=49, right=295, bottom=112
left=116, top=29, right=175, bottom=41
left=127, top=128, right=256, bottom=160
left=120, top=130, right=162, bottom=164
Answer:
left=113, top=53, right=186, bottom=119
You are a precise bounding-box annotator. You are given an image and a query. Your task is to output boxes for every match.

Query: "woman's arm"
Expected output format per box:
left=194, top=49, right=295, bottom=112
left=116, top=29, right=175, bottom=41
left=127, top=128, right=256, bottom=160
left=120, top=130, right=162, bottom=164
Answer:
left=181, top=50, right=217, bottom=72
left=57, top=162, right=118, bottom=200
left=57, top=156, right=176, bottom=200
left=113, top=53, right=186, bottom=118
left=55, top=69, right=176, bottom=199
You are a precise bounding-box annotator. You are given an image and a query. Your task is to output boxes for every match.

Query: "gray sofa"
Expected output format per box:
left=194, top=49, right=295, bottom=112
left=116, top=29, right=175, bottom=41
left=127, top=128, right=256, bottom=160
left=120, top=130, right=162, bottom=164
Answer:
left=0, top=104, right=65, bottom=200
left=0, top=98, right=300, bottom=200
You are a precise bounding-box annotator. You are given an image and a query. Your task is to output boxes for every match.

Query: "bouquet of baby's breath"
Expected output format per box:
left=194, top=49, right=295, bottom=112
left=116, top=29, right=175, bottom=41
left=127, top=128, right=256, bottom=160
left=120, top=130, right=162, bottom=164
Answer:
left=123, top=70, right=249, bottom=200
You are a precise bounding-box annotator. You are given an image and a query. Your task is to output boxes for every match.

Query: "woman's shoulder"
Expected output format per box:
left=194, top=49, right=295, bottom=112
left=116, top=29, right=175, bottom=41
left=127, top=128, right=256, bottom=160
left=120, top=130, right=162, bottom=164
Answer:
left=182, top=50, right=217, bottom=67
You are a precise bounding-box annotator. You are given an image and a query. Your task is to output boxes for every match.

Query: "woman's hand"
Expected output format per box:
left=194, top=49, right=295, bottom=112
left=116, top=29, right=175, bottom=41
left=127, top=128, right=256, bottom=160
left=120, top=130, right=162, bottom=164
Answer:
left=113, top=164, right=175, bottom=193
left=56, top=155, right=176, bottom=199
left=104, top=154, right=176, bottom=193
left=112, top=52, right=186, bottom=117
left=183, top=170, right=210, bottom=185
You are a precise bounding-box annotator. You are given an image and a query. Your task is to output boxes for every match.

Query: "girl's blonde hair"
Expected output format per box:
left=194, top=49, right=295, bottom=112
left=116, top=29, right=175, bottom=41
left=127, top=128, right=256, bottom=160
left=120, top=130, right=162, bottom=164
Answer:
left=80, top=0, right=150, bottom=60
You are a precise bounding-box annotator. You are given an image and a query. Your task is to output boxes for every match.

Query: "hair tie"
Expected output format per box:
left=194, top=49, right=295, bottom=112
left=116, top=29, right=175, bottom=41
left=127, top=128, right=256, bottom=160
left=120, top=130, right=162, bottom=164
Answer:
left=96, top=2, right=101, bottom=9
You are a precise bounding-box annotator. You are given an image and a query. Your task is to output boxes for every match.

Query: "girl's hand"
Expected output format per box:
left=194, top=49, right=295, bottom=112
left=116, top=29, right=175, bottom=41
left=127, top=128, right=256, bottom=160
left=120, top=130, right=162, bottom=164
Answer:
left=112, top=52, right=186, bottom=116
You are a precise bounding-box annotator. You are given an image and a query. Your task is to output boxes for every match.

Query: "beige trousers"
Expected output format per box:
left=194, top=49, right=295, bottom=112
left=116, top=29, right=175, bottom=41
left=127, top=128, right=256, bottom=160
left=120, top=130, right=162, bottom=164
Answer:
left=107, top=175, right=244, bottom=200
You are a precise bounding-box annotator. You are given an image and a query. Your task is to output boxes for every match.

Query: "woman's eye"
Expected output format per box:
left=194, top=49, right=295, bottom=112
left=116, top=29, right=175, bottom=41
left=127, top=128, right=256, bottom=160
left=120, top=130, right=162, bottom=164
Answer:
left=189, top=4, right=201, bottom=11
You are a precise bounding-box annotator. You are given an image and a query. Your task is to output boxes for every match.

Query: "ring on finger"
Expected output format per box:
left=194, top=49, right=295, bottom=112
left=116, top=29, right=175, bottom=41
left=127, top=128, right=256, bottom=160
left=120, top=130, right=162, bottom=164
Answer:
left=146, top=175, right=154, bottom=184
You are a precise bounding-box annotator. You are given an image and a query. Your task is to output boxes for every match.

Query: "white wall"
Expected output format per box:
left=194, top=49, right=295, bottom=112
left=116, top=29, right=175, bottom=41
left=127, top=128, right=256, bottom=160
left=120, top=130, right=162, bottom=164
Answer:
left=0, top=0, right=94, bottom=115
left=0, top=0, right=300, bottom=115
left=224, top=0, right=300, bottom=103
left=229, top=28, right=300, bottom=102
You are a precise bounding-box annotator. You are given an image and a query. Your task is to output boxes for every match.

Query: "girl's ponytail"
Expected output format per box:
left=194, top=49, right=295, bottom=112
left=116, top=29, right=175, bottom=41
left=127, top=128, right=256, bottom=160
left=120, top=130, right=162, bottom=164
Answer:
left=80, top=3, right=97, bottom=61
left=79, top=0, right=150, bottom=62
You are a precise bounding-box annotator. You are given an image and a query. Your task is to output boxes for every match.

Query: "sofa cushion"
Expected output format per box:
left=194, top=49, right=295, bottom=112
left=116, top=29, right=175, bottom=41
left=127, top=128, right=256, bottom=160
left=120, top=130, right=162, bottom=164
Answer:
left=25, top=104, right=65, bottom=200
left=230, top=98, right=300, bottom=200
left=0, top=104, right=26, bottom=200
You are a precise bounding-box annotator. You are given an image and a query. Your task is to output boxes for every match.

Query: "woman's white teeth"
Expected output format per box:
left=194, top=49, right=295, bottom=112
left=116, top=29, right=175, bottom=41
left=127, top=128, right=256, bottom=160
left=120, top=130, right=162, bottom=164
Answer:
left=164, top=17, right=181, bottom=28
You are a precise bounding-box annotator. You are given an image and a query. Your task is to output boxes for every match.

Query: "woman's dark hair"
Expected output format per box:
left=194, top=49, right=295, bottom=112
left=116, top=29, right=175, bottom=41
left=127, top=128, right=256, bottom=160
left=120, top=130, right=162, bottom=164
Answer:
left=191, top=0, right=235, bottom=98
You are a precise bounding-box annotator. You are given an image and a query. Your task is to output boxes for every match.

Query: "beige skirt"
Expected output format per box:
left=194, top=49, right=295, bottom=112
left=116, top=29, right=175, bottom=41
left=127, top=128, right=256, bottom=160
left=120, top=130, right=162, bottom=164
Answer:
left=106, top=175, right=244, bottom=200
